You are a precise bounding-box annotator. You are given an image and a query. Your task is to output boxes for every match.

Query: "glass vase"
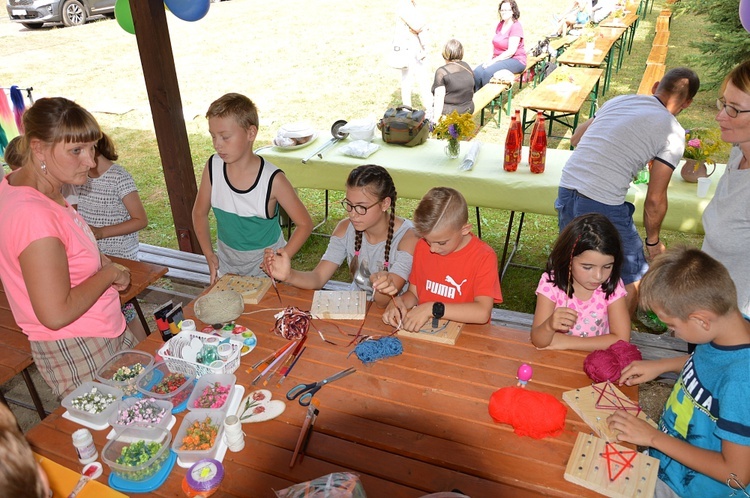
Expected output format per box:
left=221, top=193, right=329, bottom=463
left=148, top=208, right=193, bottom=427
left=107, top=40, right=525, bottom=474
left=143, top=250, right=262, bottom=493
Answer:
left=445, top=139, right=460, bottom=159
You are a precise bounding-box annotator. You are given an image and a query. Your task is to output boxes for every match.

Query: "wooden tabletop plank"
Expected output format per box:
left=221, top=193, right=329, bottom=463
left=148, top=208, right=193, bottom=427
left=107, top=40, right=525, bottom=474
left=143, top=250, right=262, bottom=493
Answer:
left=557, top=27, right=627, bottom=67
left=599, top=12, right=639, bottom=28
left=520, top=67, right=603, bottom=114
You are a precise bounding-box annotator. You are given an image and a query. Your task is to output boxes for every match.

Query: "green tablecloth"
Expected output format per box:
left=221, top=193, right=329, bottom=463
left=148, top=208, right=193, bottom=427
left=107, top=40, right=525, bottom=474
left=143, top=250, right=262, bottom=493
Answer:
left=258, top=137, right=721, bottom=235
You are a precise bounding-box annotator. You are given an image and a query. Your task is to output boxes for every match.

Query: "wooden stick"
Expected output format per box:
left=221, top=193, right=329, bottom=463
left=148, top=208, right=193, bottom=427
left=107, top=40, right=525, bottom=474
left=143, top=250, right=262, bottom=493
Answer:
left=289, top=405, right=314, bottom=468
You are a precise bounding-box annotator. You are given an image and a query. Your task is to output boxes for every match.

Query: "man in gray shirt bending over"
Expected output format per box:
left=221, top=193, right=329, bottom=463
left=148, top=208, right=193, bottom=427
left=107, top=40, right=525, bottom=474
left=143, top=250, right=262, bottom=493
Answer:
left=556, top=67, right=700, bottom=313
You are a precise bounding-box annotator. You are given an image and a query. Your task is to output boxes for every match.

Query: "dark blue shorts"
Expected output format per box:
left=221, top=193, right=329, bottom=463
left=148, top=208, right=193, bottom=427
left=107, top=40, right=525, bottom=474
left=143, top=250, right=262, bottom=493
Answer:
left=555, top=187, right=648, bottom=285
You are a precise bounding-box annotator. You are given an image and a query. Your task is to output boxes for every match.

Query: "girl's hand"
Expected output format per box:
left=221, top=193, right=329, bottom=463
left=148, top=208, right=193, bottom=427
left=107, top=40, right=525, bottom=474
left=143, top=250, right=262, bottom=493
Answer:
left=90, top=225, right=103, bottom=240
left=262, top=248, right=290, bottom=282
left=401, top=303, right=432, bottom=332
left=607, top=410, right=659, bottom=447
left=382, top=297, right=407, bottom=328
left=372, top=272, right=398, bottom=296
left=206, top=253, right=219, bottom=285
left=549, top=306, right=579, bottom=332
left=618, top=360, right=660, bottom=386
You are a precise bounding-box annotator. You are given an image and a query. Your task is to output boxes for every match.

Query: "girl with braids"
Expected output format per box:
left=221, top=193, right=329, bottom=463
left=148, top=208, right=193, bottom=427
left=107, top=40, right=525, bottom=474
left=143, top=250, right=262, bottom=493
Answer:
left=531, top=213, right=630, bottom=351
left=263, top=164, right=417, bottom=308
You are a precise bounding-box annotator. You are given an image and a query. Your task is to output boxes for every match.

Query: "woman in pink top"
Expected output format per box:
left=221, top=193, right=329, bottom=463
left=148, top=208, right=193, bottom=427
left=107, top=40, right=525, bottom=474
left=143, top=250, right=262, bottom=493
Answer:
left=473, top=0, right=527, bottom=90
left=0, top=98, right=136, bottom=398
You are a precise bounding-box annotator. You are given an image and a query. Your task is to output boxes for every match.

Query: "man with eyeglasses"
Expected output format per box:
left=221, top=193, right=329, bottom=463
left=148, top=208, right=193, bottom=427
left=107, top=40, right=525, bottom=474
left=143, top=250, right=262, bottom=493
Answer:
left=556, top=67, right=700, bottom=315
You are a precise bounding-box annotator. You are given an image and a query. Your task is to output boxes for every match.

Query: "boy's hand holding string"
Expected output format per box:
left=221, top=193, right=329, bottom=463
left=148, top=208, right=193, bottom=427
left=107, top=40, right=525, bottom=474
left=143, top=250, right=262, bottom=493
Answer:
left=374, top=279, right=407, bottom=331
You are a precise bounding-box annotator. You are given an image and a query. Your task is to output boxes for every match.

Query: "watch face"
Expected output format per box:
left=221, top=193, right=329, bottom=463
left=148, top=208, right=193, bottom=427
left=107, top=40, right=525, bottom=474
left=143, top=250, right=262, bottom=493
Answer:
left=432, top=302, right=445, bottom=318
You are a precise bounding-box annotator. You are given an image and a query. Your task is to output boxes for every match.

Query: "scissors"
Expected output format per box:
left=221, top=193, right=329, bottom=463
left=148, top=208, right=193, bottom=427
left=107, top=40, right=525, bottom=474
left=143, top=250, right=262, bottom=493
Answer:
left=286, top=367, right=356, bottom=406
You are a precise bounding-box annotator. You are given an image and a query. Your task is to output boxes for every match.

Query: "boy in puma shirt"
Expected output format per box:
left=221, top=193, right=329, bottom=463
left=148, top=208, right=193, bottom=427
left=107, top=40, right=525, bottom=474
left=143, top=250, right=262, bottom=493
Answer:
left=381, top=187, right=502, bottom=331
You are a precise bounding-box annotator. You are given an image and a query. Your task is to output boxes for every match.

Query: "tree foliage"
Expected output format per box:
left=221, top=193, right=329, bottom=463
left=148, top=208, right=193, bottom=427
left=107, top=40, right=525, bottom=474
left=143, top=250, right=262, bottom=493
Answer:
left=675, top=0, right=750, bottom=86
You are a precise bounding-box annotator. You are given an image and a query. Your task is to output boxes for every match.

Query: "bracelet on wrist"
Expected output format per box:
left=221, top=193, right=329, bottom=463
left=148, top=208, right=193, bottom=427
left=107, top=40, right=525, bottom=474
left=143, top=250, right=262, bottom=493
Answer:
left=644, top=238, right=660, bottom=247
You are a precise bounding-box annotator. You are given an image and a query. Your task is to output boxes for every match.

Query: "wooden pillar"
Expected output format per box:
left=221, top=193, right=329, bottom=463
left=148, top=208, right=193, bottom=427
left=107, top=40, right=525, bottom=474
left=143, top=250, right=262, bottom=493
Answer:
left=129, top=0, right=199, bottom=253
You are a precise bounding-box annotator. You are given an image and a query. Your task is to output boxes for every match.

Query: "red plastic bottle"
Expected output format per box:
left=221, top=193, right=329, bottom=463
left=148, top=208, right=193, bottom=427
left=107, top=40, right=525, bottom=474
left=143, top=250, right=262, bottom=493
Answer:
left=514, top=109, right=524, bottom=156
left=504, top=116, right=520, bottom=172
left=529, top=113, right=547, bottom=174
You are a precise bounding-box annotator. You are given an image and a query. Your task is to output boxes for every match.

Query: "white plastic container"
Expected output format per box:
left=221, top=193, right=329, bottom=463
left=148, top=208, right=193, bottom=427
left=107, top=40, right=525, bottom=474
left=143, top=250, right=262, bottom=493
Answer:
left=72, top=428, right=98, bottom=464
left=186, top=373, right=236, bottom=412
left=172, top=410, right=225, bottom=465
left=61, top=381, right=122, bottom=426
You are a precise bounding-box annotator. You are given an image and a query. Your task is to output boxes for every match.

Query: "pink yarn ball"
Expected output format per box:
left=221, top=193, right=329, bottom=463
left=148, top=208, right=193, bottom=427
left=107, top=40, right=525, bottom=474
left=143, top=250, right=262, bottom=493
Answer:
left=610, top=340, right=642, bottom=369
left=583, top=340, right=642, bottom=383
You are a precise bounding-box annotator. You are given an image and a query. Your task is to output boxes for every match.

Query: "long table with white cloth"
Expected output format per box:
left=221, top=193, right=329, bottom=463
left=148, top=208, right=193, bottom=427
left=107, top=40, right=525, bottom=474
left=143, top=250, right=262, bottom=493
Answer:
left=259, top=137, right=720, bottom=235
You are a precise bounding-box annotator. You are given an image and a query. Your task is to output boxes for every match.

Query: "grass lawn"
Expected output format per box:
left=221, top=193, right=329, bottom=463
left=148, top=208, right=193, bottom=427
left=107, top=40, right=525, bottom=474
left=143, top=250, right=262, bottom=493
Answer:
left=0, top=0, right=726, bottom=318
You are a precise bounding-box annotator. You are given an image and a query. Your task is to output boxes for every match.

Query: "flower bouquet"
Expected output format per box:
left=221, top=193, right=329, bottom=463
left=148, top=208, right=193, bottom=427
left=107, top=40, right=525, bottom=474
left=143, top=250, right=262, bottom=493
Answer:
left=432, top=111, right=476, bottom=159
left=683, top=128, right=720, bottom=164
left=681, top=128, right=721, bottom=182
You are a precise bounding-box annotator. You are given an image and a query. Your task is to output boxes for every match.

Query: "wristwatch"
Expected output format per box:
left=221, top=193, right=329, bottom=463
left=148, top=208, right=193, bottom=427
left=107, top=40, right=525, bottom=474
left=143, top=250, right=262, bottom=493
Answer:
left=432, top=302, right=445, bottom=328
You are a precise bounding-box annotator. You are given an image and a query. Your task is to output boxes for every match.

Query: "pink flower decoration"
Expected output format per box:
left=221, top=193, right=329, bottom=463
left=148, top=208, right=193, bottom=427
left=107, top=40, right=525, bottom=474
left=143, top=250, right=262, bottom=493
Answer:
left=688, top=138, right=701, bottom=148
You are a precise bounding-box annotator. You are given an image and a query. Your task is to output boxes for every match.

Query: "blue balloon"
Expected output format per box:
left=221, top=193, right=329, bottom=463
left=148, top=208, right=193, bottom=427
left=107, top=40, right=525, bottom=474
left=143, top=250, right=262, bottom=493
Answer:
left=164, top=0, right=210, bottom=22
left=741, top=0, right=750, bottom=33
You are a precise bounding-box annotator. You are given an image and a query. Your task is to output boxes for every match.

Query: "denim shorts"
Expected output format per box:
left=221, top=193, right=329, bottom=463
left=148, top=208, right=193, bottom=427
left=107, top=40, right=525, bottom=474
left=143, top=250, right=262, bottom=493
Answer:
left=555, top=187, right=648, bottom=285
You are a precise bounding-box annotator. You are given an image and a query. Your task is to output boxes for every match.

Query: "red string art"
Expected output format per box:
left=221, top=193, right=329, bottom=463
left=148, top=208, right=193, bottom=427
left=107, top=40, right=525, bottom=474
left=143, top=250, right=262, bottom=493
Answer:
left=601, top=442, right=638, bottom=481
left=593, top=381, right=642, bottom=416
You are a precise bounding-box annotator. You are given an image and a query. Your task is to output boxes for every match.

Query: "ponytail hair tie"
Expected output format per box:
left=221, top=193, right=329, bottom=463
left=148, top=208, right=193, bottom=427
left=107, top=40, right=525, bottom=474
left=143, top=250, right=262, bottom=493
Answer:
left=383, top=262, right=390, bottom=269
left=354, top=250, right=360, bottom=256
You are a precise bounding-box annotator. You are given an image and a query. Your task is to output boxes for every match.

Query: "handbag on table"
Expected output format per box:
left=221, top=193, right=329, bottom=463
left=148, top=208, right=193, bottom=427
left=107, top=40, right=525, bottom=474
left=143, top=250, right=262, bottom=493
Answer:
left=377, top=106, right=429, bottom=147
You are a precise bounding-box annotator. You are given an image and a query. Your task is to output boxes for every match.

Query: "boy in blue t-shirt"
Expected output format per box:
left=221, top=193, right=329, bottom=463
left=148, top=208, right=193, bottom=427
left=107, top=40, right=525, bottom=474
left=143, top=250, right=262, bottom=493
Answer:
left=608, top=248, right=750, bottom=498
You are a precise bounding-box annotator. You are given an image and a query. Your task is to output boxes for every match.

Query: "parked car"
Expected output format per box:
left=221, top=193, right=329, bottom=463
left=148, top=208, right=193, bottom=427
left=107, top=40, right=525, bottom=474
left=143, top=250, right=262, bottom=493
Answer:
left=6, top=0, right=115, bottom=29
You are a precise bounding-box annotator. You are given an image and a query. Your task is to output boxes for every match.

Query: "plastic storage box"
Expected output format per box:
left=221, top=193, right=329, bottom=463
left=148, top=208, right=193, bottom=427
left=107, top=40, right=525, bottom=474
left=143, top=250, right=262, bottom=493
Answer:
left=108, top=397, right=173, bottom=432
left=135, top=362, right=196, bottom=409
left=95, top=349, right=154, bottom=397
left=172, top=410, right=225, bottom=465
left=102, top=426, right=172, bottom=482
left=186, top=373, right=236, bottom=411
left=61, top=381, right=122, bottom=426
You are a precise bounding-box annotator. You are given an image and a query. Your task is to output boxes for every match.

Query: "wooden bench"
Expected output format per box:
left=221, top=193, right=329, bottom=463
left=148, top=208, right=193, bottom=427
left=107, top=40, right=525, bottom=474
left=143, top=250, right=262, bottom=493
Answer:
left=638, top=63, right=666, bottom=94
left=138, top=243, right=210, bottom=284
left=471, top=81, right=511, bottom=127
left=655, top=15, right=671, bottom=32
left=491, top=308, right=688, bottom=361
left=647, top=45, right=668, bottom=65
left=653, top=30, right=670, bottom=47
left=0, top=288, right=49, bottom=420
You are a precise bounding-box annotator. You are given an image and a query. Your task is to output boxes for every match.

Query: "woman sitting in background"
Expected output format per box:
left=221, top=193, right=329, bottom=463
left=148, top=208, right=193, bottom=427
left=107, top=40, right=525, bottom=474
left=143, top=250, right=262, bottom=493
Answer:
left=473, top=0, right=526, bottom=90
left=432, top=39, right=475, bottom=118
left=0, top=97, right=136, bottom=398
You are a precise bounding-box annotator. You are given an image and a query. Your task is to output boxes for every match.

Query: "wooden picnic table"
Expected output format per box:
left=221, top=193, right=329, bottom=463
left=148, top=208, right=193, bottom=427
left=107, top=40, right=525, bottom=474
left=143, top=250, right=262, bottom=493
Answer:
left=598, top=11, right=640, bottom=65
left=557, top=27, right=627, bottom=95
left=519, top=66, right=604, bottom=144
left=27, top=284, right=639, bottom=497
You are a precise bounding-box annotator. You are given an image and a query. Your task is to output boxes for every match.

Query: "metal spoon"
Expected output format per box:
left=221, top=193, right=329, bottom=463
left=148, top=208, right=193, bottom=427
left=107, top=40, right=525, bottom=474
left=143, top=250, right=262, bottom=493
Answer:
left=302, top=119, right=349, bottom=163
